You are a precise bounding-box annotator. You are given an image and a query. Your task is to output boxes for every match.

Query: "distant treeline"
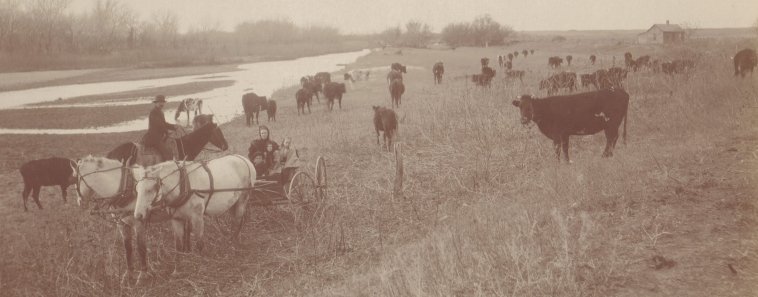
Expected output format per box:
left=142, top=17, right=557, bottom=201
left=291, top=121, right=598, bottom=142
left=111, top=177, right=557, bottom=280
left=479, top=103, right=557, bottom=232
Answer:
left=378, top=15, right=514, bottom=48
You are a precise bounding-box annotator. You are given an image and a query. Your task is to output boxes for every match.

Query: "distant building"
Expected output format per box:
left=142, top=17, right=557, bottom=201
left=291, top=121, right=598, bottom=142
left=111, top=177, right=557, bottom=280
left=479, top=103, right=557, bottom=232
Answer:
left=638, top=20, right=685, bottom=44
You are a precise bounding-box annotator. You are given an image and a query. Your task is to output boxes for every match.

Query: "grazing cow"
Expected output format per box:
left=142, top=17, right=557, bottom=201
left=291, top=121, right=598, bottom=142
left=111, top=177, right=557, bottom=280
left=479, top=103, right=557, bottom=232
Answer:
left=507, top=53, right=514, bottom=61
left=391, top=63, right=407, bottom=73
left=540, top=71, right=577, bottom=95
left=548, top=56, right=563, bottom=68
left=20, top=157, right=76, bottom=211
left=589, top=55, right=596, bottom=65
left=522, top=50, right=529, bottom=58
left=498, top=55, right=504, bottom=68
left=295, top=88, right=313, bottom=115
left=389, top=79, right=405, bottom=108
left=595, top=67, right=628, bottom=89
left=634, top=55, right=651, bottom=72
left=373, top=106, right=398, bottom=151
left=505, top=70, right=525, bottom=82
left=661, top=61, right=675, bottom=74
left=580, top=73, right=596, bottom=88
left=734, top=48, right=757, bottom=78
left=661, top=59, right=695, bottom=75
left=173, top=98, right=203, bottom=124
left=513, top=51, right=519, bottom=58
left=324, top=82, right=347, bottom=111
left=433, top=62, right=445, bottom=84
left=651, top=59, right=661, bottom=73
left=566, top=55, right=573, bottom=66
left=480, top=57, right=489, bottom=67
left=512, top=89, right=629, bottom=162
left=472, top=66, right=496, bottom=87
left=505, top=61, right=513, bottom=70
left=242, top=92, right=268, bottom=126
left=266, top=100, right=277, bottom=121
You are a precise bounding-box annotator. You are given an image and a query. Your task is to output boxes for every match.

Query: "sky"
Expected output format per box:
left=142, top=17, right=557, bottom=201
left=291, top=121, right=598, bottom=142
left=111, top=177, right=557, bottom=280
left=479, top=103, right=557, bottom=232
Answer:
left=68, top=0, right=758, bottom=34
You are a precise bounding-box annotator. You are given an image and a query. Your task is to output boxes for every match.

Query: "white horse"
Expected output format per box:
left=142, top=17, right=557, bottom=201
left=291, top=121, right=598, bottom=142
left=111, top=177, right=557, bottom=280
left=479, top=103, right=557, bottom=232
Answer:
left=132, top=154, right=256, bottom=272
left=75, top=156, right=168, bottom=284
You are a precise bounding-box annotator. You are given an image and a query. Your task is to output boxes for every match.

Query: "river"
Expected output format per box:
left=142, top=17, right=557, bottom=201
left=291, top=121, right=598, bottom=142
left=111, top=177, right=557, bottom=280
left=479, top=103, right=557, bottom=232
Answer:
left=0, top=49, right=372, bottom=134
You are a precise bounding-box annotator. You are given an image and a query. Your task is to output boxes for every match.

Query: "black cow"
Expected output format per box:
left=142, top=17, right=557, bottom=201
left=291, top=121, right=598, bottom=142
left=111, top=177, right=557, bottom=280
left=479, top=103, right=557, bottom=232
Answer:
left=389, top=79, right=405, bottom=108
left=634, top=55, right=651, bottom=72
left=548, top=56, right=563, bottom=68
left=324, top=82, right=347, bottom=111
left=295, top=88, right=313, bottom=115
left=540, top=71, right=577, bottom=95
left=589, top=55, right=596, bottom=65
left=522, top=50, right=529, bottom=58
left=513, top=51, right=519, bottom=58
left=302, top=78, right=322, bottom=102
left=498, top=55, right=504, bottom=68
left=472, top=66, right=496, bottom=87
left=391, top=63, right=407, bottom=73
left=530, top=49, right=535, bottom=55
left=314, top=72, right=331, bottom=84
left=242, top=92, right=268, bottom=126
left=505, top=61, right=513, bottom=70
left=373, top=106, right=398, bottom=152
left=20, top=157, right=76, bottom=211
left=734, top=48, right=757, bottom=77
left=507, top=53, right=513, bottom=61
left=433, top=62, right=444, bottom=84
left=595, top=67, right=627, bottom=89
left=580, top=73, right=596, bottom=88
left=266, top=100, right=277, bottom=121
left=512, top=89, right=629, bottom=162
left=505, top=70, right=525, bottom=82
left=566, top=55, right=573, bottom=66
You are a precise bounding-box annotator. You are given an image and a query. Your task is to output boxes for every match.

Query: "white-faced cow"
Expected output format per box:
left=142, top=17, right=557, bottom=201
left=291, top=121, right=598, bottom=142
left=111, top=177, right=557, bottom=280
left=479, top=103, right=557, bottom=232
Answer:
left=512, top=89, right=629, bottom=162
left=20, top=157, right=77, bottom=211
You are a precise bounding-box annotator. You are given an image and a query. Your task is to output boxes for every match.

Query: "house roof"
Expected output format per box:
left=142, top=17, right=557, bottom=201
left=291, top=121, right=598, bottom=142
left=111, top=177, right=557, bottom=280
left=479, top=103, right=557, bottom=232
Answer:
left=640, top=24, right=684, bottom=35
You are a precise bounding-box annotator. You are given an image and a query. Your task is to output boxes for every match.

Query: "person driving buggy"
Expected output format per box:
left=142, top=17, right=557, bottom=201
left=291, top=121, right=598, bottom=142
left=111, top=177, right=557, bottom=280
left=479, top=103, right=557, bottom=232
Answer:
left=248, top=125, right=279, bottom=178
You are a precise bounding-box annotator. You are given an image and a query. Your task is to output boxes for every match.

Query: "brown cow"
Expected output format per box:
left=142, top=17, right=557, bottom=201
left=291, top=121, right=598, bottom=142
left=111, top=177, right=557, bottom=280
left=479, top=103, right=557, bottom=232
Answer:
left=373, top=106, right=398, bottom=152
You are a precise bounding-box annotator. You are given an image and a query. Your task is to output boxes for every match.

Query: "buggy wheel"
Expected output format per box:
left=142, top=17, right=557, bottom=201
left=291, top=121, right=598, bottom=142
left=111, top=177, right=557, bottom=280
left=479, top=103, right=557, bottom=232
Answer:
left=315, top=156, right=327, bottom=200
left=287, top=171, right=317, bottom=205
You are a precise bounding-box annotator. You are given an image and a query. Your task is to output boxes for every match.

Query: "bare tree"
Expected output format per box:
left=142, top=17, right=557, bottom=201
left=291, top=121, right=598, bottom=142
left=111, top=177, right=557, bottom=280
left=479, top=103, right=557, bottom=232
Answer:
left=0, top=0, right=21, bottom=52
left=152, top=10, right=179, bottom=48
left=402, top=20, right=432, bottom=48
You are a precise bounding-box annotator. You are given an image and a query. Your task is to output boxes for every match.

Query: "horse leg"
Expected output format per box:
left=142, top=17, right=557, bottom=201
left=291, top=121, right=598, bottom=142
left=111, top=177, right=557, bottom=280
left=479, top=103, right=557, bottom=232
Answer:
left=183, top=219, right=192, bottom=252
left=22, top=184, right=31, bottom=211
left=171, top=218, right=186, bottom=252
left=229, top=195, right=249, bottom=244
left=134, top=220, right=149, bottom=276
left=118, top=223, right=135, bottom=286
left=190, top=214, right=205, bottom=253
left=32, top=186, right=43, bottom=210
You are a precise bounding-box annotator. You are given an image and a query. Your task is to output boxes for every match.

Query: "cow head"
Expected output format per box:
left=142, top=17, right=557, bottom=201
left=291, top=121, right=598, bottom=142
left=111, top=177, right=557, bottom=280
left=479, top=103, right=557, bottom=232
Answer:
left=512, top=95, right=536, bottom=125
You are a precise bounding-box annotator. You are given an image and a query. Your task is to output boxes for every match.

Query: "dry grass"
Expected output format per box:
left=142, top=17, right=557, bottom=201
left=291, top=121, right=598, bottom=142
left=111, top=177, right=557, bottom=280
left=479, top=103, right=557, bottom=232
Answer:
left=0, top=35, right=757, bottom=297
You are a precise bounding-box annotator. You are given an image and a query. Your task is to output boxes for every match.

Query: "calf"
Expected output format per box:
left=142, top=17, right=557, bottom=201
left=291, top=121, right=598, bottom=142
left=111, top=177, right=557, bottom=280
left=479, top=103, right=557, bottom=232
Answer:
left=20, top=157, right=77, bottom=211
left=373, top=106, right=398, bottom=152
left=266, top=100, right=277, bottom=121
left=324, top=82, right=347, bottom=111
left=734, top=48, right=757, bottom=78
left=512, top=89, right=629, bottom=162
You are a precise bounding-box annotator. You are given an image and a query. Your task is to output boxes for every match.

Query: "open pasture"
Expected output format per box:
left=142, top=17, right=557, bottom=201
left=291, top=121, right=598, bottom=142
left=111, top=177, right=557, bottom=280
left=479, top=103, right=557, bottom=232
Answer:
left=0, top=34, right=756, bottom=296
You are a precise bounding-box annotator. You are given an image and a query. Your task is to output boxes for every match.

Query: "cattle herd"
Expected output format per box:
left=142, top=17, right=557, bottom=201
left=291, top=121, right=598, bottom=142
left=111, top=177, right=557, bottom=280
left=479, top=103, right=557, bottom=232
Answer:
left=16, top=46, right=758, bottom=210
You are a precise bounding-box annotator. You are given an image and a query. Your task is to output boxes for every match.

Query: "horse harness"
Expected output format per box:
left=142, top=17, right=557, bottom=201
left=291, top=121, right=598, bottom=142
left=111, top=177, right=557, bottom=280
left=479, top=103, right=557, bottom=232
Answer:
left=77, top=165, right=135, bottom=211
left=148, top=161, right=215, bottom=214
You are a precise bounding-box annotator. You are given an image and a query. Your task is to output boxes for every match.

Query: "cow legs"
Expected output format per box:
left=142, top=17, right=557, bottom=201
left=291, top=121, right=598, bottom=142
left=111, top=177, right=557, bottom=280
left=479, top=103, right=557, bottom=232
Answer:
left=32, top=186, right=43, bottom=210
left=561, top=135, right=571, bottom=162
left=245, top=113, right=251, bottom=126
left=60, top=185, right=68, bottom=203
left=376, top=129, right=381, bottom=145
left=603, top=129, right=620, bottom=157
left=22, top=184, right=31, bottom=211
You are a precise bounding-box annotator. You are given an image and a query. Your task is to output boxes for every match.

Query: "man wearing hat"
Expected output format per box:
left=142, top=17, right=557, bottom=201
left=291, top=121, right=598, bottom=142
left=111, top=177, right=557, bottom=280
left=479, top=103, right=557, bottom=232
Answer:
left=144, top=95, right=177, bottom=161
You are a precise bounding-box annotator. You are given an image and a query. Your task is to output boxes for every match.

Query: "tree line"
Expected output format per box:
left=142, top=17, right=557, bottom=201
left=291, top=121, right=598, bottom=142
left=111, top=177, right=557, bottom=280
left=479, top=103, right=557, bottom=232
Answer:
left=378, top=15, right=513, bottom=48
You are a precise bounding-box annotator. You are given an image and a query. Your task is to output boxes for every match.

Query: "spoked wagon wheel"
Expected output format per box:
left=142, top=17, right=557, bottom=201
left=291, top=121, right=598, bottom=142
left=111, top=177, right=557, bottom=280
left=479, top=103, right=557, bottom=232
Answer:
left=314, top=156, right=327, bottom=201
left=287, top=171, right=317, bottom=205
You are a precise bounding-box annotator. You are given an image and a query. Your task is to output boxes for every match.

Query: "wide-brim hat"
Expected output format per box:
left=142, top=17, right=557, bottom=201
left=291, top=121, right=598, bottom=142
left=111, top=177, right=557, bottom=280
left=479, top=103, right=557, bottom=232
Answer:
left=153, top=95, right=167, bottom=103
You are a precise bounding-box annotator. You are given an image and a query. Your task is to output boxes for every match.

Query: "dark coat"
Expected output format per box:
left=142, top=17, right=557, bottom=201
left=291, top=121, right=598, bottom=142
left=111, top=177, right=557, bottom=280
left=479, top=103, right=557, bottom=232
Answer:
left=20, top=157, right=76, bottom=211
left=248, top=138, right=279, bottom=176
left=734, top=48, right=757, bottom=77
left=144, top=106, right=175, bottom=147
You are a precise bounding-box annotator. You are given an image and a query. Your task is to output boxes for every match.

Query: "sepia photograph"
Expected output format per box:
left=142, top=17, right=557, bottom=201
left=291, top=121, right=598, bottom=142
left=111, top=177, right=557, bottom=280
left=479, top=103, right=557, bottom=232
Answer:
left=0, top=0, right=757, bottom=296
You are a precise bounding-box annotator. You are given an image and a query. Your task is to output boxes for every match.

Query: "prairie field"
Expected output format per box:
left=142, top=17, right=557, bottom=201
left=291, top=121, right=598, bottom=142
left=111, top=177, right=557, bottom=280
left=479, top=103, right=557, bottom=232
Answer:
left=0, top=33, right=757, bottom=297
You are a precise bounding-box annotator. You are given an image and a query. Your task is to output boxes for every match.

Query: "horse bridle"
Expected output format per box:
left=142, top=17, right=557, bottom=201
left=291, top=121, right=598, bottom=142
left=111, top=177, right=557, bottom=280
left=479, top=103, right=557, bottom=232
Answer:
left=76, top=163, right=135, bottom=216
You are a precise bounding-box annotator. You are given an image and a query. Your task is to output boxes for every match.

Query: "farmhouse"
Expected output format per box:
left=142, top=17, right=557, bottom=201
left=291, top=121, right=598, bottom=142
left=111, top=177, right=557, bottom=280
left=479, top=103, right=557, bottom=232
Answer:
left=637, top=20, right=685, bottom=44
